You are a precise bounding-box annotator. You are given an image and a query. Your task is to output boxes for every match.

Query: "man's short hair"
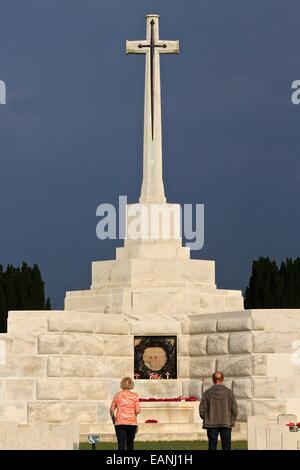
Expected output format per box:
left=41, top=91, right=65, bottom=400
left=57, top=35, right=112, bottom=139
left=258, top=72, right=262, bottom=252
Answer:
left=212, top=371, right=224, bottom=383
left=120, top=377, right=134, bottom=390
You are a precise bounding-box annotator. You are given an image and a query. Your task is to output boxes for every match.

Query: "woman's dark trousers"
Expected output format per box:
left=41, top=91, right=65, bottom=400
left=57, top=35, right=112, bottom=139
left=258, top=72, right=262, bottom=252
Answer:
left=115, top=425, right=137, bottom=450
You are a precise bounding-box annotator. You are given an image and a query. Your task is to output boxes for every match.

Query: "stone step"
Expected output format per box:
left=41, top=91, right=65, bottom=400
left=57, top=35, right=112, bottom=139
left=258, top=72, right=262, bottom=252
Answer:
left=85, top=423, right=202, bottom=434
left=80, top=429, right=246, bottom=443
left=81, top=432, right=203, bottom=443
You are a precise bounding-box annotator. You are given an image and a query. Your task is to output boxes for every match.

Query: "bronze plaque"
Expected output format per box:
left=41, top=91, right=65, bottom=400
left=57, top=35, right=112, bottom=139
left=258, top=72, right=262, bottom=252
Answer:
left=134, top=336, right=177, bottom=379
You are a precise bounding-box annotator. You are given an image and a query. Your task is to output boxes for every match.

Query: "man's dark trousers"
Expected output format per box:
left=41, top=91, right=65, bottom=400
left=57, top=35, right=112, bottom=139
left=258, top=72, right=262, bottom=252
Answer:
left=207, top=427, right=231, bottom=450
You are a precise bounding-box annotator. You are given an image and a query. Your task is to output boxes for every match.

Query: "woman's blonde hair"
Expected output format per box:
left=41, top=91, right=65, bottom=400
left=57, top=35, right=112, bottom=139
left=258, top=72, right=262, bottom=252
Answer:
left=120, top=377, right=134, bottom=390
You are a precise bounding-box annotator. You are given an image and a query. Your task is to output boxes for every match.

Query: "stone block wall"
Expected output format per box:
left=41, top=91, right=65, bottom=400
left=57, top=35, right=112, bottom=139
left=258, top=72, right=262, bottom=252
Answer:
left=0, top=308, right=299, bottom=440
left=181, top=310, right=300, bottom=422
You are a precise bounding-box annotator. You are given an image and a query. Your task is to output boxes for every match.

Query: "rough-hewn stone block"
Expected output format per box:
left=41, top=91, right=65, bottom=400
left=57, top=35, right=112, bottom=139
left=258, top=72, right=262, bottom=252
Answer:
left=47, top=357, right=60, bottom=377
left=8, top=317, right=48, bottom=334
left=182, top=379, right=202, bottom=399
left=252, top=400, right=286, bottom=419
left=252, top=316, right=265, bottom=330
left=103, top=336, right=132, bottom=356
left=48, top=319, right=94, bottom=333
left=28, top=401, right=97, bottom=423
left=185, top=357, right=216, bottom=378
left=183, top=319, right=217, bottom=335
left=130, top=320, right=180, bottom=336
left=232, top=379, right=252, bottom=399
left=4, top=378, right=36, bottom=400
left=12, top=335, right=37, bottom=355
left=96, top=402, right=110, bottom=423
left=178, top=336, right=188, bottom=356
left=277, top=377, right=300, bottom=399
left=253, top=354, right=267, bottom=375
left=37, top=378, right=78, bottom=400
left=228, top=332, right=252, bottom=354
left=253, top=377, right=277, bottom=398
left=236, top=399, right=251, bottom=422
left=38, top=334, right=60, bottom=354
left=188, top=335, right=207, bottom=356
left=0, top=357, right=46, bottom=377
left=178, top=357, right=189, bottom=377
left=47, top=356, right=132, bottom=378
left=0, top=336, right=12, bottom=359
left=79, top=379, right=108, bottom=400
left=217, top=317, right=252, bottom=332
left=0, top=401, right=27, bottom=424
left=217, top=356, right=252, bottom=377
left=207, top=334, right=228, bottom=355
left=252, top=310, right=300, bottom=332
left=266, top=354, right=294, bottom=376
left=178, top=336, right=207, bottom=356
left=107, top=379, right=121, bottom=400
left=134, top=380, right=183, bottom=399
left=253, top=332, right=299, bottom=353
left=95, top=320, right=129, bottom=335
left=62, top=334, right=104, bottom=355
left=37, top=378, right=108, bottom=400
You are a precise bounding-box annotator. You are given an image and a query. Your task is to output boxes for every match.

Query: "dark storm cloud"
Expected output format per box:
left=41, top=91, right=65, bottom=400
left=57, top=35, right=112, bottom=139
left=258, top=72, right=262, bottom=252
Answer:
left=0, top=0, right=299, bottom=306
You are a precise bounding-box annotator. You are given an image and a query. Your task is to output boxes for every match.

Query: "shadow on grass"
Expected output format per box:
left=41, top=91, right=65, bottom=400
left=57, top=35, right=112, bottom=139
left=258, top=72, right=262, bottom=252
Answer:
left=80, top=440, right=247, bottom=450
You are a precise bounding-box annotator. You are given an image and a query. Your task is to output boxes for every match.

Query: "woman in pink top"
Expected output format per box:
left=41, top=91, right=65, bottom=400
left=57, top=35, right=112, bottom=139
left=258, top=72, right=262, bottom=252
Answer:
left=110, top=377, right=141, bottom=450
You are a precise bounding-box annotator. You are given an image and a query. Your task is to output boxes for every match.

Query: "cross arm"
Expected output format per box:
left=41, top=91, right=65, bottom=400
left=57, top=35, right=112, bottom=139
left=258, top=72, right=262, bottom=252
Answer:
left=157, top=40, right=179, bottom=54
left=126, top=40, right=149, bottom=54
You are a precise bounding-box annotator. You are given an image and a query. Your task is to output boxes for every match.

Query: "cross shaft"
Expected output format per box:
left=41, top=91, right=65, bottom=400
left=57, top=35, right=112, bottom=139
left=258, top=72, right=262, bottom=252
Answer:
left=126, top=14, right=179, bottom=204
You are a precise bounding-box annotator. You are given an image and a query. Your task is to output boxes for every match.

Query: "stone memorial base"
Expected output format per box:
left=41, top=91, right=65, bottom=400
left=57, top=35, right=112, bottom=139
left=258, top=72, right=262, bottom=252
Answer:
left=0, top=208, right=299, bottom=445
left=1, top=305, right=300, bottom=443
left=0, top=421, right=79, bottom=450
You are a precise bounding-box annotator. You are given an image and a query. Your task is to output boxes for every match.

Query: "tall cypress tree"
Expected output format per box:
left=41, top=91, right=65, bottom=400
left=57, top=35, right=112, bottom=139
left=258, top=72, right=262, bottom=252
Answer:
left=273, top=261, right=285, bottom=308
left=45, top=297, right=51, bottom=310
left=0, top=263, right=51, bottom=333
left=31, top=264, right=45, bottom=309
left=245, top=257, right=300, bottom=309
left=244, top=257, right=278, bottom=309
left=0, top=266, right=7, bottom=333
left=294, top=258, right=300, bottom=306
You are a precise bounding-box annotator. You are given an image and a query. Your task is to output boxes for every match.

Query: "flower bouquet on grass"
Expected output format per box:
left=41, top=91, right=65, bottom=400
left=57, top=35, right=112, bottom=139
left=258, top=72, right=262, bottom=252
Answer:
left=286, top=422, right=300, bottom=432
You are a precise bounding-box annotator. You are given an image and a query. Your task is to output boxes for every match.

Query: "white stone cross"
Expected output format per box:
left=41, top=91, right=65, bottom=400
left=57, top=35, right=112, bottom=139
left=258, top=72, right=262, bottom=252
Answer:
left=126, top=14, right=179, bottom=203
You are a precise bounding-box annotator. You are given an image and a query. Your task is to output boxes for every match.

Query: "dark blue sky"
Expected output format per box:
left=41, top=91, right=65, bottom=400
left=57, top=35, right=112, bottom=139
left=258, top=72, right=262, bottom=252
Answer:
left=0, top=0, right=300, bottom=308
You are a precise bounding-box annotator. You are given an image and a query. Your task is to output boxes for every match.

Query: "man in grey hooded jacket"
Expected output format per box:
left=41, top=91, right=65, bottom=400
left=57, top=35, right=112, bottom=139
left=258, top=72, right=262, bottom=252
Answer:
left=199, top=371, right=238, bottom=450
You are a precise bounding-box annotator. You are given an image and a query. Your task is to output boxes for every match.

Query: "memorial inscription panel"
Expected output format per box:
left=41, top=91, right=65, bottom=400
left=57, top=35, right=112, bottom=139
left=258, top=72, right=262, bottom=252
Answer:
left=134, top=336, right=177, bottom=379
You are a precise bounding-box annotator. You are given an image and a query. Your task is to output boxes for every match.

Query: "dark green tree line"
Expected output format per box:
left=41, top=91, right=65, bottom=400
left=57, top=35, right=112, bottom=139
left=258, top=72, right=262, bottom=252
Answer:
left=245, top=257, right=300, bottom=309
left=0, top=263, right=51, bottom=333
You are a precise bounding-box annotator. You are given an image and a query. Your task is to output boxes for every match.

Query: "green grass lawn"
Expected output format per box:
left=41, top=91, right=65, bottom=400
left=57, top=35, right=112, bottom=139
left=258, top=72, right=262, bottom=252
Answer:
left=80, top=440, right=247, bottom=450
